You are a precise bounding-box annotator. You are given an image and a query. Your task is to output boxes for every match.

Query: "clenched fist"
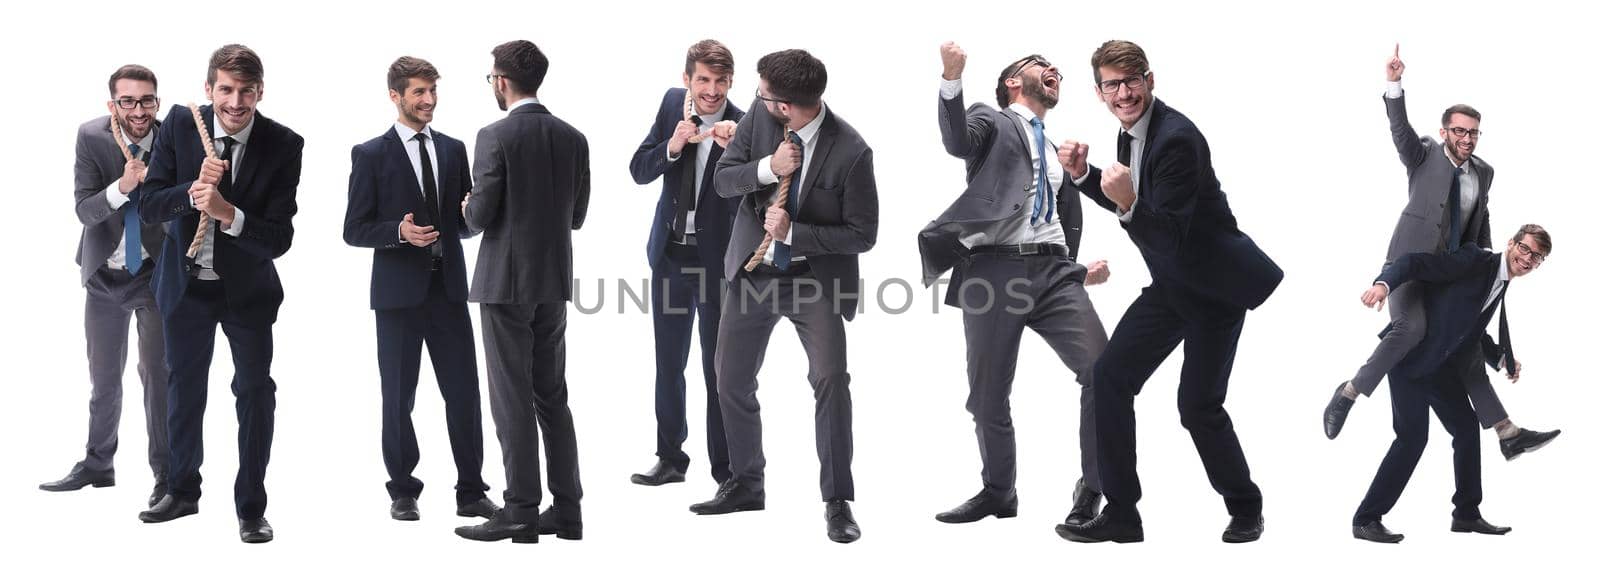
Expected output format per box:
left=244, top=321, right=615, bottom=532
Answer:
left=1101, top=163, right=1135, bottom=212
left=1084, top=259, right=1110, bottom=286
left=941, top=41, right=966, bottom=81
left=1058, top=139, right=1088, bottom=180
left=119, top=158, right=147, bottom=194
left=668, top=119, right=700, bottom=156
left=1361, top=283, right=1389, bottom=310
left=770, top=140, right=803, bottom=177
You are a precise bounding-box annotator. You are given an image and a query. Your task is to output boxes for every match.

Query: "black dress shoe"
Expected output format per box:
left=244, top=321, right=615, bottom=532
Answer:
left=1501, top=428, right=1561, bottom=461
left=148, top=481, right=168, bottom=509
left=1222, top=514, right=1264, bottom=543
left=1056, top=512, right=1143, bottom=543
left=1324, top=382, right=1356, bottom=440
left=391, top=497, right=420, bottom=521
left=935, top=489, right=1017, bottom=523
left=689, top=479, right=765, bottom=515
left=455, top=512, right=538, bottom=543
left=1353, top=521, right=1404, bottom=543
left=456, top=497, right=500, bottom=519
left=825, top=500, right=860, bottom=544
left=1063, top=478, right=1102, bottom=527
left=1451, top=517, right=1511, bottom=535
left=139, top=495, right=198, bottom=523
left=39, top=464, right=115, bottom=492
left=239, top=517, right=274, bottom=543
left=537, top=505, right=583, bottom=540
left=631, top=460, right=687, bottom=486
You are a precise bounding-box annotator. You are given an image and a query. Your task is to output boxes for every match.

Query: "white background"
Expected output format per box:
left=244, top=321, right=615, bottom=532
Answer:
left=4, top=0, right=1592, bottom=579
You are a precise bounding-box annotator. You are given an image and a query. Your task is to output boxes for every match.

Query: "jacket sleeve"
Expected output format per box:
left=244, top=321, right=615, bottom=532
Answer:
left=938, top=94, right=993, bottom=160
left=74, top=123, right=120, bottom=226
left=343, top=144, right=403, bottom=249
left=464, top=126, right=504, bottom=233
left=572, top=132, right=591, bottom=230
left=630, top=90, right=677, bottom=185
left=1376, top=243, right=1491, bottom=289
left=1120, top=129, right=1203, bottom=260
left=227, top=132, right=302, bottom=260
left=139, top=105, right=200, bottom=225
left=713, top=98, right=773, bottom=200
left=1385, top=93, right=1428, bottom=171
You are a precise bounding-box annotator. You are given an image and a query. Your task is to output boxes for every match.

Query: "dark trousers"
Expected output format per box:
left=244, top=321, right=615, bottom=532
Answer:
left=480, top=302, right=582, bottom=524
left=957, top=254, right=1106, bottom=495
left=1353, top=359, right=1484, bottom=526
left=375, top=270, right=489, bottom=504
left=162, top=279, right=276, bottom=520
left=716, top=268, right=854, bottom=501
left=81, top=266, right=168, bottom=479
left=1092, top=283, right=1261, bottom=522
left=1351, top=281, right=1508, bottom=427
left=650, top=241, right=730, bottom=481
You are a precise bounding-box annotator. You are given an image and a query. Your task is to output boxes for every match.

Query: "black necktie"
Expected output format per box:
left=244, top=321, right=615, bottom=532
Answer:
left=1497, top=285, right=1513, bottom=372
left=673, top=115, right=702, bottom=238
left=1116, top=130, right=1133, bottom=168
left=1445, top=167, right=1464, bottom=251
left=218, top=136, right=237, bottom=197
left=415, top=133, right=443, bottom=259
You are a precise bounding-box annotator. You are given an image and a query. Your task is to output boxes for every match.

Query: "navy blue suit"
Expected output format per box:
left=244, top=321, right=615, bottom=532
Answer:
left=139, top=104, right=302, bottom=520
left=1354, top=244, right=1510, bottom=526
left=1066, top=99, right=1283, bottom=522
left=628, top=88, right=743, bottom=480
left=343, top=126, right=490, bottom=505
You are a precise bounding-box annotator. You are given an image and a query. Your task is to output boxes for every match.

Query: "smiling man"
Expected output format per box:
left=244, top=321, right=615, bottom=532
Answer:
left=46, top=65, right=170, bottom=509
left=1055, top=40, right=1282, bottom=544
left=627, top=39, right=744, bottom=488
left=343, top=56, right=499, bottom=525
left=136, top=44, right=303, bottom=544
left=1351, top=225, right=1553, bottom=543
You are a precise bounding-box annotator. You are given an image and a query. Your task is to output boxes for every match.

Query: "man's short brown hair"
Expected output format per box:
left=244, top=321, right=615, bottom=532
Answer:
left=1514, top=224, right=1552, bottom=255
left=207, top=44, right=263, bottom=86
left=388, top=56, right=440, bottom=94
left=685, top=39, right=734, bottom=76
left=1090, top=40, right=1150, bottom=84
left=1441, top=104, right=1482, bottom=128
left=108, top=64, right=157, bottom=97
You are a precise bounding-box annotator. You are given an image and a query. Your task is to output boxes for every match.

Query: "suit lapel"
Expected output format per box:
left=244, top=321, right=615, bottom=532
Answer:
left=797, top=115, right=836, bottom=212
left=384, top=127, right=425, bottom=202
left=1138, top=100, right=1164, bottom=189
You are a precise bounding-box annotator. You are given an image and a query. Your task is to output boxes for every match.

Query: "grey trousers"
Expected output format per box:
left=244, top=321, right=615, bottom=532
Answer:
left=716, top=269, right=854, bottom=501
left=956, top=254, right=1106, bottom=495
left=480, top=302, right=583, bottom=523
left=81, top=266, right=168, bottom=478
left=1351, top=280, right=1508, bottom=427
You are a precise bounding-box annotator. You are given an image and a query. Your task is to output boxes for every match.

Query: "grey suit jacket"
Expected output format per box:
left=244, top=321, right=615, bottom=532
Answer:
left=714, top=100, right=878, bottom=320
left=917, top=93, right=1085, bottom=289
left=464, top=102, right=591, bottom=305
left=74, top=115, right=163, bottom=286
left=1383, top=93, right=1493, bottom=263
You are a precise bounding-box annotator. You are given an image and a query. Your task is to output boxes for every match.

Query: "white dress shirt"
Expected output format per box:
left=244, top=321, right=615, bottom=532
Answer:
left=940, top=79, right=1069, bottom=250
left=755, top=104, right=828, bottom=265
left=103, top=128, right=155, bottom=270
left=193, top=112, right=251, bottom=280
left=393, top=122, right=441, bottom=242
left=665, top=98, right=728, bottom=235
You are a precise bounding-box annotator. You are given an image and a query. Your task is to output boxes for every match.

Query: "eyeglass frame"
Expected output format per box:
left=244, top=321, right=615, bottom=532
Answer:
left=1444, top=126, right=1483, bottom=138
left=1003, top=56, right=1054, bottom=80
left=754, top=89, right=791, bottom=105
left=1512, top=239, right=1547, bottom=266
left=114, top=96, right=160, bottom=110
left=1097, top=72, right=1149, bottom=95
left=485, top=73, right=506, bottom=85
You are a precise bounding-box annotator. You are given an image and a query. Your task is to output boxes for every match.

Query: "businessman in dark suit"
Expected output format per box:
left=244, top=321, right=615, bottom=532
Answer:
left=455, top=40, right=590, bottom=544
left=687, top=49, right=878, bottom=544
left=1323, top=47, right=1557, bottom=460
left=919, top=43, right=1111, bottom=528
left=627, top=40, right=744, bottom=487
left=1055, top=41, right=1282, bottom=544
left=343, top=56, right=499, bottom=523
left=1350, top=225, right=1554, bottom=543
left=43, top=65, right=169, bottom=508
left=135, top=45, right=302, bottom=544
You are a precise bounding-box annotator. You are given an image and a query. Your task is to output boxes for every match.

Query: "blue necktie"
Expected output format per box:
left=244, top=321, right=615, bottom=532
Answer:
left=1029, top=117, right=1054, bottom=224
left=772, top=131, right=803, bottom=270
left=124, top=143, right=143, bottom=275
left=1445, top=167, right=1464, bottom=251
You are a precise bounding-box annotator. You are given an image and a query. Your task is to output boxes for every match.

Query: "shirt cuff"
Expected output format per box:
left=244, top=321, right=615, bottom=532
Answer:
left=783, top=223, right=794, bottom=245
left=1385, top=80, right=1403, bottom=99
left=939, top=78, right=962, bottom=100
left=757, top=155, right=779, bottom=186
left=1375, top=280, right=1391, bottom=293
left=398, top=222, right=406, bottom=244
left=667, top=149, right=682, bottom=163
left=222, top=207, right=245, bottom=236
left=105, top=181, right=129, bottom=209
left=1116, top=197, right=1139, bottom=223
left=1071, top=169, right=1090, bottom=187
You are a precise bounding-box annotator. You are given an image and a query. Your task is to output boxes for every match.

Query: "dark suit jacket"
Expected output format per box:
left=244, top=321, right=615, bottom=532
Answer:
left=1382, top=93, right=1493, bottom=263
left=1376, top=244, right=1511, bottom=379
left=140, top=104, right=303, bottom=325
left=75, top=115, right=164, bottom=285
left=714, top=100, right=878, bottom=321
left=344, top=126, right=476, bottom=310
left=1067, top=98, right=1282, bottom=311
left=463, top=102, right=590, bottom=305
left=918, top=93, right=1085, bottom=296
left=630, top=88, right=745, bottom=274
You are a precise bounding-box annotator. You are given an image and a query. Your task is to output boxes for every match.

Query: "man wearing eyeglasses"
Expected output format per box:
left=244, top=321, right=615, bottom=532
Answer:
left=136, top=44, right=303, bottom=544
left=1322, top=46, right=1559, bottom=462
left=1054, top=40, right=1283, bottom=544
left=917, top=42, right=1112, bottom=531
left=626, top=39, right=744, bottom=489
left=455, top=40, right=590, bottom=544
left=343, top=56, right=500, bottom=524
left=1350, top=225, right=1552, bottom=543
left=44, top=65, right=170, bottom=509
left=689, top=49, right=878, bottom=544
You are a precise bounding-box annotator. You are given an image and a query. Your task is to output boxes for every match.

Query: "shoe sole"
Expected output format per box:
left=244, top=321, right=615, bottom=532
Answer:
left=1504, top=435, right=1559, bottom=461
left=455, top=531, right=540, bottom=543
left=690, top=503, right=765, bottom=515
left=392, top=514, right=420, bottom=521
left=538, top=528, right=583, bottom=540
left=40, top=480, right=116, bottom=492
left=1450, top=527, right=1510, bottom=535
left=1353, top=533, right=1403, bottom=543
left=935, top=509, right=1018, bottom=524
left=1055, top=526, right=1142, bottom=543
left=456, top=511, right=496, bottom=519
left=1222, top=533, right=1262, bottom=543
left=139, top=508, right=198, bottom=524
left=630, top=476, right=686, bottom=486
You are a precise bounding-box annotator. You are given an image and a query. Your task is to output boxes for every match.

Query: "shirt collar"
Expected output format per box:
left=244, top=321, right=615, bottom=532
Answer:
left=791, top=102, right=827, bottom=145
left=119, top=123, right=155, bottom=152
left=1007, top=102, right=1042, bottom=125
left=1497, top=253, right=1510, bottom=284
left=1450, top=154, right=1473, bottom=173
left=393, top=122, right=432, bottom=143
left=508, top=97, right=541, bottom=114
left=694, top=98, right=728, bottom=125
left=212, top=110, right=256, bottom=146
left=1125, top=102, right=1155, bottom=142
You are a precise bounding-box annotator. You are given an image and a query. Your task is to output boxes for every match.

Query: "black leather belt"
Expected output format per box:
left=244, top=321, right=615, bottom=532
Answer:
left=971, top=243, right=1068, bottom=257
left=750, top=260, right=812, bottom=276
